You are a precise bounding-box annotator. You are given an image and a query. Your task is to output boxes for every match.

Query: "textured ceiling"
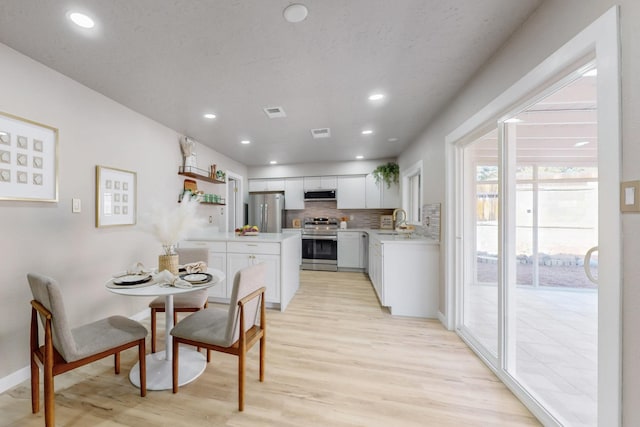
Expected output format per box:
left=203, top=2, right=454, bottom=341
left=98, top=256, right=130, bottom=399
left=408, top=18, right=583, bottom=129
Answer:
left=0, top=0, right=542, bottom=166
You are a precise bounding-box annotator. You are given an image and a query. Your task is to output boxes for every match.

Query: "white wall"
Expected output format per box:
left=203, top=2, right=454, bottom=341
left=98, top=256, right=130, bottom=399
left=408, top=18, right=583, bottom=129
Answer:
left=399, top=0, right=640, bottom=423
left=0, top=43, right=246, bottom=381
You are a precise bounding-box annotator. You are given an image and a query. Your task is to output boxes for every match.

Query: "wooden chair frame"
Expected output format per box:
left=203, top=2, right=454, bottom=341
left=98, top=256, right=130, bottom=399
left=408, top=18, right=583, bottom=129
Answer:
left=30, top=300, right=146, bottom=427
left=150, top=300, right=208, bottom=353
left=172, top=287, right=266, bottom=411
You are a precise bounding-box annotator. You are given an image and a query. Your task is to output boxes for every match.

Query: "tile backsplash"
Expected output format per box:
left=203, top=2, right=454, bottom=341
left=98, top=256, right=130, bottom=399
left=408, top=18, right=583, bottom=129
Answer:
left=285, top=201, right=394, bottom=229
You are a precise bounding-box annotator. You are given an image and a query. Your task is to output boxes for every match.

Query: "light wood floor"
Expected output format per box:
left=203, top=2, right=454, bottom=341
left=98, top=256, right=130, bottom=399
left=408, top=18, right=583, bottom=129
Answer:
left=1, top=271, right=540, bottom=426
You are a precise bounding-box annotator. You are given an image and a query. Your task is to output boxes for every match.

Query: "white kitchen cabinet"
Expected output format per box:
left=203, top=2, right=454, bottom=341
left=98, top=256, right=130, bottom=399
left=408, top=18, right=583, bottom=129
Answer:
left=227, top=252, right=280, bottom=303
left=182, top=233, right=300, bottom=311
left=365, top=174, right=400, bottom=209
left=284, top=178, right=305, bottom=209
left=368, top=233, right=439, bottom=318
left=337, top=175, right=366, bottom=209
left=338, top=231, right=361, bottom=269
left=178, top=241, right=227, bottom=298
left=249, top=178, right=285, bottom=192
left=304, top=176, right=337, bottom=190
left=368, top=234, right=383, bottom=300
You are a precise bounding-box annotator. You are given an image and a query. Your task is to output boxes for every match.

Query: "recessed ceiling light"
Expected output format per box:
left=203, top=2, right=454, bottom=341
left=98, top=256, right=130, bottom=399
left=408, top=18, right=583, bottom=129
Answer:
left=356, top=155, right=364, bottom=159
left=68, top=12, right=95, bottom=29
left=574, top=141, right=591, bottom=147
left=387, top=137, right=398, bottom=142
left=203, top=113, right=216, bottom=119
left=504, top=118, right=522, bottom=123
left=361, top=130, right=373, bottom=135
left=583, top=69, right=598, bottom=77
left=368, top=93, right=385, bottom=101
left=283, top=4, right=308, bottom=23
left=270, top=160, right=278, bottom=165
left=241, top=140, right=251, bottom=145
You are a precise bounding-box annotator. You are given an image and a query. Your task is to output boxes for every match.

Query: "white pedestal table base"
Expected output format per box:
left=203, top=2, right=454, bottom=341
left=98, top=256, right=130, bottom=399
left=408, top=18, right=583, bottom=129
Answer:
left=129, top=348, right=207, bottom=391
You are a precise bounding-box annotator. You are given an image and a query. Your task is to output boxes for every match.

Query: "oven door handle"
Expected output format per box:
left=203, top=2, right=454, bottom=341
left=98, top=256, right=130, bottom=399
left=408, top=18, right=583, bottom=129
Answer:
left=302, top=235, right=337, bottom=241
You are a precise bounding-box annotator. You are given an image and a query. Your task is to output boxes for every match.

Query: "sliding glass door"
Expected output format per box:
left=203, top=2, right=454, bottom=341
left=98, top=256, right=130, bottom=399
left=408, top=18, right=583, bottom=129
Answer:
left=458, top=65, right=602, bottom=426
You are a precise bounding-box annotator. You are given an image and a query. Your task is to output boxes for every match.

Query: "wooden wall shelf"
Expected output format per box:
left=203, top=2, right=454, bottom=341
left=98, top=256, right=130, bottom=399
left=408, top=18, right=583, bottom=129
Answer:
left=178, top=166, right=226, bottom=184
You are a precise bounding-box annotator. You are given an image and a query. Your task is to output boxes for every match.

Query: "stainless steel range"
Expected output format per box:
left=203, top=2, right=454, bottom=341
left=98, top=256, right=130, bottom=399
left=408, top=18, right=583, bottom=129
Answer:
left=301, top=217, right=338, bottom=271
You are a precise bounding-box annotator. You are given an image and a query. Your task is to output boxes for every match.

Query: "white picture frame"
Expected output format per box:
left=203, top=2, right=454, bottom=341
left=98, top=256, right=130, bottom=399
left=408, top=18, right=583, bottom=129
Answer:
left=0, top=111, right=58, bottom=202
left=96, top=165, right=137, bottom=227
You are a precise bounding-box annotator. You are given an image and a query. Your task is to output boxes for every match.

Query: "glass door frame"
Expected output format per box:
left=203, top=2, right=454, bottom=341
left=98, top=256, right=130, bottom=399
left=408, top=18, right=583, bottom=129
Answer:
left=445, top=7, right=621, bottom=426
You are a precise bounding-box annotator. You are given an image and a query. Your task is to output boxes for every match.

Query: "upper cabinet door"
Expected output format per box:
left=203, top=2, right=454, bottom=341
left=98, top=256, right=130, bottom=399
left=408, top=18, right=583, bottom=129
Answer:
left=365, top=174, right=381, bottom=208
left=284, top=178, right=304, bottom=209
left=249, top=179, right=285, bottom=192
left=337, top=176, right=366, bottom=209
left=304, top=176, right=337, bottom=190
left=365, top=174, right=400, bottom=209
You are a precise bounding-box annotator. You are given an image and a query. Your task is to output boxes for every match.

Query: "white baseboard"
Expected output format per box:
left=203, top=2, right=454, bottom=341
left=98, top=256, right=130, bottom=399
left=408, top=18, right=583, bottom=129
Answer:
left=0, top=309, right=150, bottom=394
left=437, top=311, right=451, bottom=330
left=0, top=366, right=30, bottom=394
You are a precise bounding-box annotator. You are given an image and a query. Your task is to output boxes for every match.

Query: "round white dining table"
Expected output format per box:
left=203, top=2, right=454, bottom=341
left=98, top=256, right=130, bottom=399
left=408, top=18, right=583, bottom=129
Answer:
left=106, top=268, right=225, bottom=390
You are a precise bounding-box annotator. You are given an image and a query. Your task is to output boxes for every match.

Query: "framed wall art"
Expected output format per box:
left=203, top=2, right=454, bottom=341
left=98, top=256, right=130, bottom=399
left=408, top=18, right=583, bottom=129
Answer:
left=0, top=111, right=58, bottom=202
left=96, top=165, right=137, bottom=227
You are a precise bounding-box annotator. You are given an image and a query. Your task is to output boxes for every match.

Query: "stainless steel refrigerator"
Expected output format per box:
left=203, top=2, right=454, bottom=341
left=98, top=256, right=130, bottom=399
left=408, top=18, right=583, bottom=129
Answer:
left=248, top=192, right=285, bottom=233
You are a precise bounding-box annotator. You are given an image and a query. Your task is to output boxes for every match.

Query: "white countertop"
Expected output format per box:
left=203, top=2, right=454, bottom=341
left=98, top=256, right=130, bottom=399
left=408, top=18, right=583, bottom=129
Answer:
left=185, top=231, right=300, bottom=243
left=285, top=227, right=439, bottom=244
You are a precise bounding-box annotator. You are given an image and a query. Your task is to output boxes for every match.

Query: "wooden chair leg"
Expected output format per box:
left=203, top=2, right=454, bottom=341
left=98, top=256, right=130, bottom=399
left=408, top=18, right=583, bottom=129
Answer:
left=114, top=352, right=121, bottom=374
left=30, top=355, right=39, bottom=414
left=139, top=338, right=147, bottom=397
left=206, top=349, right=211, bottom=363
left=172, top=338, right=179, bottom=393
left=238, top=347, right=245, bottom=411
left=259, top=335, right=265, bottom=382
left=150, top=308, right=157, bottom=353
left=44, top=349, right=54, bottom=427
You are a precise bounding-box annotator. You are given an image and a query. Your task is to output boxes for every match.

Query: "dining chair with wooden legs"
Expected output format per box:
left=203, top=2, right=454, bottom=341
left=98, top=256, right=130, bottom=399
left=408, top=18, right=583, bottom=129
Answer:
left=28, top=273, right=147, bottom=427
left=170, top=262, right=266, bottom=411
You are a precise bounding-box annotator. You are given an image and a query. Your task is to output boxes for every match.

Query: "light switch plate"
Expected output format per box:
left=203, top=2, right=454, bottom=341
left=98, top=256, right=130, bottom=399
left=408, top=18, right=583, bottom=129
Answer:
left=621, top=181, right=640, bottom=212
left=72, top=198, right=81, bottom=213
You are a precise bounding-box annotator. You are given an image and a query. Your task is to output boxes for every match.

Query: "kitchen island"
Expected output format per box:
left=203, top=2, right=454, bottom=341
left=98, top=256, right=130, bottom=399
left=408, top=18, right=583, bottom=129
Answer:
left=181, top=231, right=301, bottom=311
left=366, top=230, right=440, bottom=318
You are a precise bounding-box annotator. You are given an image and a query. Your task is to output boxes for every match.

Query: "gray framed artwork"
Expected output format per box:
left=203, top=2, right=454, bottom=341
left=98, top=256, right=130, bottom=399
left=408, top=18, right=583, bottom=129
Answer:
left=0, top=111, right=58, bottom=202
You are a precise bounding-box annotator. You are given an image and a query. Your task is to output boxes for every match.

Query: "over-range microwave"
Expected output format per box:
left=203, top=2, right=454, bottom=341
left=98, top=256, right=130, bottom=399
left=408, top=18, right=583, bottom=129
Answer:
left=304, top=189, right=336, bottom=201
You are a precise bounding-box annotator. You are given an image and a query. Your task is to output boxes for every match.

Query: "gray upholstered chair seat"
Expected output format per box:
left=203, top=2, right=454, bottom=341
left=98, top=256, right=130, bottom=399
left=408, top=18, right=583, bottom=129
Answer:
left=148, top=290, right=208, bottom=309
left=171, top=307, right=232, bottom=348
left=70, top=316, right=148, bottom=362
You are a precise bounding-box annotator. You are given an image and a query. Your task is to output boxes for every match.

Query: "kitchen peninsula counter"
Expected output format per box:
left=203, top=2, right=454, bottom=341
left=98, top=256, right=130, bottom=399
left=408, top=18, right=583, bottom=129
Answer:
left=181, top=231, right=301, bottom=311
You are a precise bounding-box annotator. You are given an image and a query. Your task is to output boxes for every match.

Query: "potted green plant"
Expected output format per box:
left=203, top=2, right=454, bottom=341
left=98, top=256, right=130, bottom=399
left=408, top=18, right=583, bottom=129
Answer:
left=372, top=162, right=399, bottom=188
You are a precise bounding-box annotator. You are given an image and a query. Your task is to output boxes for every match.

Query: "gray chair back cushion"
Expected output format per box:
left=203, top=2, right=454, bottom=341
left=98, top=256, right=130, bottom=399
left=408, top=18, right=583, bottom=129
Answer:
left=27, top=273, right=77, bottom=361
left=177, top=247, right=208, bottom=264
left=225, top=262, right=266, bottom=345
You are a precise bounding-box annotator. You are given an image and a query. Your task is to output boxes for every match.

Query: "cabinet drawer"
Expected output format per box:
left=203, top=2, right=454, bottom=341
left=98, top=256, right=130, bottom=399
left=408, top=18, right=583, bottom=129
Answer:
left=227, top=241, right=280, bottom=255
left=180, top=241, right=226, bottom=252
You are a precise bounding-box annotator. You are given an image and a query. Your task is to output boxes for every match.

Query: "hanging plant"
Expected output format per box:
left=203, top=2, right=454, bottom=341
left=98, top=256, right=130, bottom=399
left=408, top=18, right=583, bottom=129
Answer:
left=372, top=162, right=399, bottom=188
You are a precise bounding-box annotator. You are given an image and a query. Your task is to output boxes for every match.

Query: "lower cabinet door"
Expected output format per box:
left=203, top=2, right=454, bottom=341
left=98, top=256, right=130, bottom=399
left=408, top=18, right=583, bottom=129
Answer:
left=207, top=251, right=227, bottom=298
left=227, top=253, right=281, bottom=303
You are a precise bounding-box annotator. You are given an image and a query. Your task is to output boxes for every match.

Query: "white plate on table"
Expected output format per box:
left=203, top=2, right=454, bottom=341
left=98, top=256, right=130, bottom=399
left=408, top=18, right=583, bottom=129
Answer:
left=112, top=274, right=152, bottom=286
left=180, top=273, right=215, bottom=285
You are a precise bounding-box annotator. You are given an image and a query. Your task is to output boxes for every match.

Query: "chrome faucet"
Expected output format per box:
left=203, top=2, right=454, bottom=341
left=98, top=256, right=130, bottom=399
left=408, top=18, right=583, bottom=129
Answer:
left=392, top=208, right=407, bottom=230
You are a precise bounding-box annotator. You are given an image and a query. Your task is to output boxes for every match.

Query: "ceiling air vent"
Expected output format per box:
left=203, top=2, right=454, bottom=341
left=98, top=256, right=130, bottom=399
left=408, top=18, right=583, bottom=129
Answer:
left=263, top=106, right=286, bottom=118
left=310, top=128, right=331, bottom=139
